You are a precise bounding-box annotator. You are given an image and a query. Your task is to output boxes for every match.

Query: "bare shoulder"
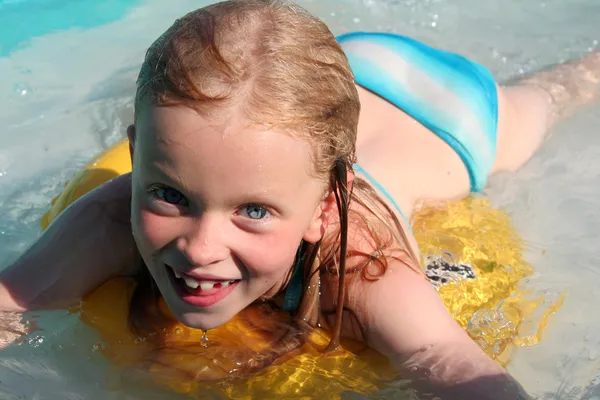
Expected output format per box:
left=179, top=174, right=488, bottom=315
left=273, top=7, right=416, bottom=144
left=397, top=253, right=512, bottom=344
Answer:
left=342, top=256, right=470, bottom=356
left=320, top=205, right=461, bottom=354
left=58, top=172, right=138, bottom=277
left=89, top=172, right=134, bottom=222
left=335, top=257, right=517, bottom=397
left=0, top=173, right=137, bottom=312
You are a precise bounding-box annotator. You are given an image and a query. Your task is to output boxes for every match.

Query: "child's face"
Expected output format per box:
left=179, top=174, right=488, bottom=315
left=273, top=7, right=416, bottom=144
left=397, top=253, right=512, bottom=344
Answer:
left=129, top=104, right=330, bottom=330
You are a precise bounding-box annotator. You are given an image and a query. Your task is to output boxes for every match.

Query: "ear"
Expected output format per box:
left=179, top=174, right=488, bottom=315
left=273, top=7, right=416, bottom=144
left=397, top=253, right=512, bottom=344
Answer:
left=303, top=190, right=336, bottom=243
left=127, top=124, right=136, bottom=164
left=303, top=169, right=355, bottom=243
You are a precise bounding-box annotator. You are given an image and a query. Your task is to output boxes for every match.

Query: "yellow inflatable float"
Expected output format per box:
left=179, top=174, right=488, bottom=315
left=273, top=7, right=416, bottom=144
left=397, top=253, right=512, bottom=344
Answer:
left=42, top=139, right=561, bottom=399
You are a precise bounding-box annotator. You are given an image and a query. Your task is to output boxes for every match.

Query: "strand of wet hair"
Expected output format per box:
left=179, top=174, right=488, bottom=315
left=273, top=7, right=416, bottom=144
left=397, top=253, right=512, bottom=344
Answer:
left=295, top=240, right=322, bottom=326
left=352, top=178, right=421, bottom=271
left=325, top=158, right=350, bottom=351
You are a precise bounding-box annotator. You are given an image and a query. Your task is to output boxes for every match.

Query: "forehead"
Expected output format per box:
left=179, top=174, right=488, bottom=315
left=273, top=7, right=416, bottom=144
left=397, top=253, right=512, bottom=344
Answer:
left=135, top=105, right=322, bottom=194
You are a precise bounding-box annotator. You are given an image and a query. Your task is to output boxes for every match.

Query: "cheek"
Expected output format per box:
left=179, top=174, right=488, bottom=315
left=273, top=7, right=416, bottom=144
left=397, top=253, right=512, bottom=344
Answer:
left=131, top=198, right=176, bottom=251
left=141, top=210, right=179, bottom=248
left=131, top=184, right=180, bottom=248
left=242, top=228, right=303, bottom=277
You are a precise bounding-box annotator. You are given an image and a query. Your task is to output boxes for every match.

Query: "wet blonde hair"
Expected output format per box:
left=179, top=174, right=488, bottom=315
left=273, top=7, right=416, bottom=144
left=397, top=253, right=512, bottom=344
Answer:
left=130, top=0, right=417, bottom=374
left=135, top=0, right=357, bottom=178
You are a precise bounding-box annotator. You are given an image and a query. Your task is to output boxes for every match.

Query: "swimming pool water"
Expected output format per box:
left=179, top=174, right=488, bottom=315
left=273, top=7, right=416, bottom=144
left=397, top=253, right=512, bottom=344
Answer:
left=0, top=0, right=599, bottom=398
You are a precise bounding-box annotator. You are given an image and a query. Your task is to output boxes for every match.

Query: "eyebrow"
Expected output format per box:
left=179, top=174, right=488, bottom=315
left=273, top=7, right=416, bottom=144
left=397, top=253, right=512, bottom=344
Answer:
left=144, top=159, right=190, bottom=192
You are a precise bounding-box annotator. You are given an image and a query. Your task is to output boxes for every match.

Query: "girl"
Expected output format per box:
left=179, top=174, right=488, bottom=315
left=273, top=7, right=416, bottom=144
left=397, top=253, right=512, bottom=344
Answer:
left=1, top=0, right=599, bottom=398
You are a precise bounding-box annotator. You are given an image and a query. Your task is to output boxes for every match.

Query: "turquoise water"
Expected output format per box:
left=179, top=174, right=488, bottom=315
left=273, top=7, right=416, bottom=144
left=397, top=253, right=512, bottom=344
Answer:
left=0, top=0, right=599, bottom=398
left=0, top=0, right=142, bottom=56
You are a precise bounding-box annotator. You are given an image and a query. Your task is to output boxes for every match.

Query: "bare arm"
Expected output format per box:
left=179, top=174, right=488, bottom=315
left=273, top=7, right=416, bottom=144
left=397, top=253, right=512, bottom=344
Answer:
left=0, top=174, right=137, bottom=312
left=347, top=260, right=529, bottom=399
left=493, top=49, right=600, bottom=172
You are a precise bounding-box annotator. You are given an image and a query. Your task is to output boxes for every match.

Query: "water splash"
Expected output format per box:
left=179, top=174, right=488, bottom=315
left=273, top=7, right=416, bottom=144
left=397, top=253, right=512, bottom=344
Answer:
left=91, top=343, right=104, bottom=352
left=12, top=82, right=31, bottom=97
left=201, top=330, right=209, bottom=348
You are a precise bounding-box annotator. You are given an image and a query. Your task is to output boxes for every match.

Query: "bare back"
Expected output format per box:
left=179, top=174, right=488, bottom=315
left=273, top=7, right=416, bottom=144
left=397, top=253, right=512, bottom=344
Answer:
left=355, top=85, right=471, bottom=221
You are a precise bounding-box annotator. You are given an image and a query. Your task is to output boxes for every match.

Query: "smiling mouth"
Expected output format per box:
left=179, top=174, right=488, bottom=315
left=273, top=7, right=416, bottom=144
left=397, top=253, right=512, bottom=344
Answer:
left=166, top=265, right=241, bottom=307
left=174, top=269, right=237, bottom=290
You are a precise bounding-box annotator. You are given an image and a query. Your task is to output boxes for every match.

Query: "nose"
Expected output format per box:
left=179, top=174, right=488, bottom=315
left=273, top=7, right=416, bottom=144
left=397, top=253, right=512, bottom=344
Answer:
left=176, top=213, right=230, bottom=267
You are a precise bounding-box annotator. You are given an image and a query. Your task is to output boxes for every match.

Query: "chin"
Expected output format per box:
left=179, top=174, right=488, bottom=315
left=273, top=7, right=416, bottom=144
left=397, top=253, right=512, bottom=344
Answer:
left=174, top=308, right=239, bottom=331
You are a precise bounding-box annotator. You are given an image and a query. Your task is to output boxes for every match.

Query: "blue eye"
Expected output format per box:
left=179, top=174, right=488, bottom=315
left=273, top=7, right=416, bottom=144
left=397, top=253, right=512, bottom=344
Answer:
left=149, top=185, right=188, bottom=206
left=243, top=204, right=269, bottom=220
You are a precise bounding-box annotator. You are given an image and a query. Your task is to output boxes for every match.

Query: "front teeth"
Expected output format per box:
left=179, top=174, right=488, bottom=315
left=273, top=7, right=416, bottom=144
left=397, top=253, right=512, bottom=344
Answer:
left=199, top=281, right=215, bottom=290
left=172, top=269, right=235, bottom=290
left=184, top=276, right=200, bottom=289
